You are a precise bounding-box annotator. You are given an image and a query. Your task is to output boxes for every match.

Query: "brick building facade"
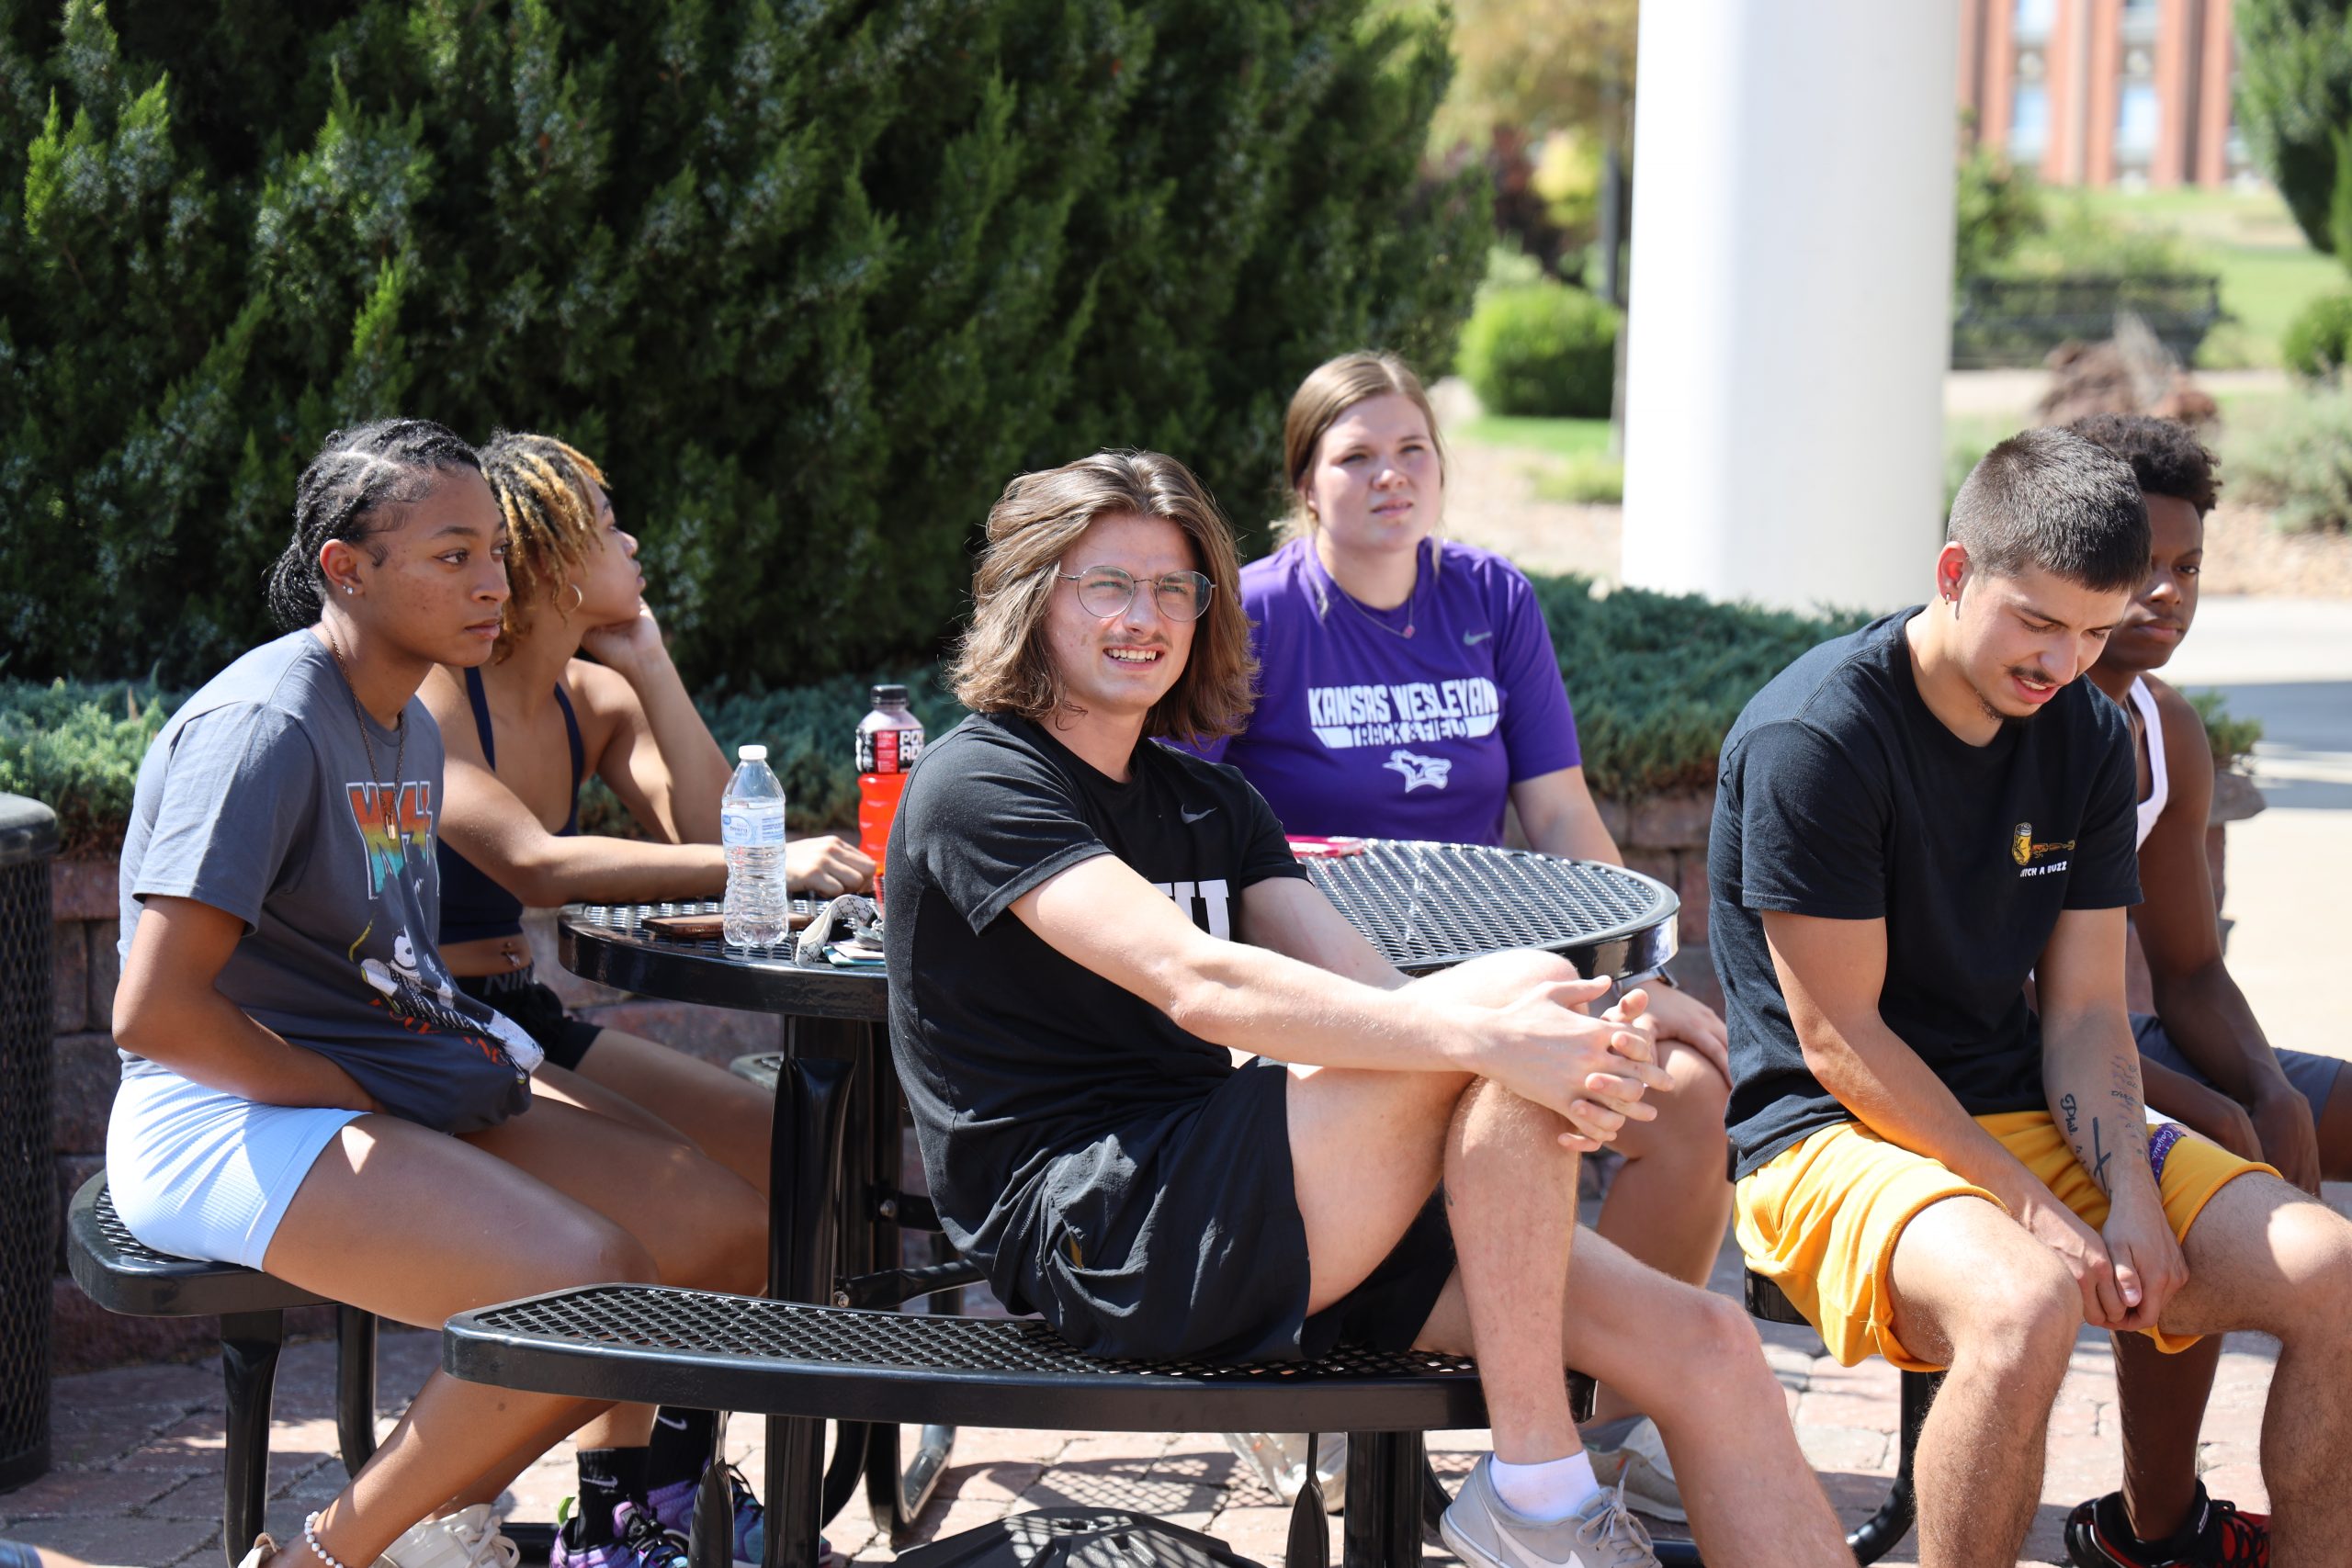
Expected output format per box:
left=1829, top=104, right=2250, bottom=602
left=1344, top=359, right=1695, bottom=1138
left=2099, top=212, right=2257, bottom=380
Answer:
left=1958, top=0, right=2253, bottom=187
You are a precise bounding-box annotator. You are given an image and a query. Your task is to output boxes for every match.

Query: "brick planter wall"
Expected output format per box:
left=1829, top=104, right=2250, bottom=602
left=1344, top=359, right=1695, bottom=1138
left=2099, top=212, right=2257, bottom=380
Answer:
left=40, top=768, right=2263, bottom=1371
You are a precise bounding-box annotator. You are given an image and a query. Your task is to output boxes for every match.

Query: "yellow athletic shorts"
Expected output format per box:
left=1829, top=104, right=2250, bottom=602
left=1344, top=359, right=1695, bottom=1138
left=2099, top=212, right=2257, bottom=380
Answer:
left=1733, top=1111, right=2274, bottom=1372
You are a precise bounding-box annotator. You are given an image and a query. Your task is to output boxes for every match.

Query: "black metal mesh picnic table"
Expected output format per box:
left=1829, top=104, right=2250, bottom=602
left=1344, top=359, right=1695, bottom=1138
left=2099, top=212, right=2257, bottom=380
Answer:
left=557, top=839, right=1679, bottom=1013
left=539, top=843, right=1681, bottom=1568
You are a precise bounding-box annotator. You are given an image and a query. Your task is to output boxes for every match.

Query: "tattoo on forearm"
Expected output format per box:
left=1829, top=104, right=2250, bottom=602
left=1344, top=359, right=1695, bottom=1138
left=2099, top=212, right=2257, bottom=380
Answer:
left=2088, top=1116, right=2113, bottom=1192
left=2061, top=1092, right=2079, bottom=1134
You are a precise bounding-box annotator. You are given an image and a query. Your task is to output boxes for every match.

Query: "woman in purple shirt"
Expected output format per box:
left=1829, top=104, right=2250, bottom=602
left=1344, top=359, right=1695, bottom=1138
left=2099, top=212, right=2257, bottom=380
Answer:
left=1199, top=353, right=1733, bottom=1517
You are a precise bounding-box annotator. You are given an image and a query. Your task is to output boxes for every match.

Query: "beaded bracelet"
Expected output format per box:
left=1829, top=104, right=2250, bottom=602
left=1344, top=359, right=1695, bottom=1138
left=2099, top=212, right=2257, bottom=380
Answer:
left=300, top=1514, right=350, bottom=1568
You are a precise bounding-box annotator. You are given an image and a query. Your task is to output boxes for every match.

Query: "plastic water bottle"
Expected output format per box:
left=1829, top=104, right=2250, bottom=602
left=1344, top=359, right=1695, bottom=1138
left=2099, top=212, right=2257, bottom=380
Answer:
left=721, top=744, right=789, bottom=950
left=855, top=684, right=926, bottom=863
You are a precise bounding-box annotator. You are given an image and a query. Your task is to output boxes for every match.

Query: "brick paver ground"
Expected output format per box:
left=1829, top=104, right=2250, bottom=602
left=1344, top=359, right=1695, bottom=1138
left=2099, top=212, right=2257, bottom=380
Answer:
left=11, top=1211, right=2330, bottom=1568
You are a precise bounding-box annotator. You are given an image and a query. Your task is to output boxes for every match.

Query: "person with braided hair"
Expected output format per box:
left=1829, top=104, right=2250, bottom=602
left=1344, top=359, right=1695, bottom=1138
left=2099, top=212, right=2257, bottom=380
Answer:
left=421, top=431, right=865, bottom=1563
left=106, top=419, right=766, bottom=1568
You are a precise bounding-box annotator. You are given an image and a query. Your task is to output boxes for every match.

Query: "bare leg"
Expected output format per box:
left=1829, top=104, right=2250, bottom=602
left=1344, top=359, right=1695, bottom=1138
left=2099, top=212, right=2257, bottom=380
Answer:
left=1287, top=949, right=1841, bottom=1565
left=255, top=1101, right=767, bottom=1564
left=1416, top=1229, right=1848, bottom=1567
left=1443, top=1076, right=1581, bottom=1460
left=1588, top=1040, right=1731, bottom=1423
left=575, top=1028, right=775, bottom=1193
left=2155, top=1171, right=2352, bottom=1565
left=2109, top=1330, right=2219, bottom=1543
left=1883, top=1194, right=2084, bottom=1568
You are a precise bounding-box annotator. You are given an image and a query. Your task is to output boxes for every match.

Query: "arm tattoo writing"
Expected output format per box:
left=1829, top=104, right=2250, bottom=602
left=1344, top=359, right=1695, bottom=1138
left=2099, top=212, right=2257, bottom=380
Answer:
left=2061, top=1092, right=2079, bottom=1134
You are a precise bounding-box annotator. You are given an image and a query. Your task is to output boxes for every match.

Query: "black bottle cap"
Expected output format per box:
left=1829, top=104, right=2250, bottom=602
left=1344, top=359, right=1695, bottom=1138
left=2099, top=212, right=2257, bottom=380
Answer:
left=871, top=683, right=910, bottom=705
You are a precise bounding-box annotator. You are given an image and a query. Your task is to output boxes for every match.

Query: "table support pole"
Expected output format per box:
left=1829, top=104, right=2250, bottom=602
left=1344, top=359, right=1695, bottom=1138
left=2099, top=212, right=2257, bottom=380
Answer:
left=766, top=1055, right=854, bottom=1568
left=1342, top=1432, right=1422, bottom=1568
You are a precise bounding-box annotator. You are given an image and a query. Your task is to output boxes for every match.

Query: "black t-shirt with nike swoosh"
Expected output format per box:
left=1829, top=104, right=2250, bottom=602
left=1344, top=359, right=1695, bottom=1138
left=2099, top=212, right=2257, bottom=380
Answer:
left=884, top=710, right=1308, bottom=1308
left=1708, top=608, right=2141, bottom=1179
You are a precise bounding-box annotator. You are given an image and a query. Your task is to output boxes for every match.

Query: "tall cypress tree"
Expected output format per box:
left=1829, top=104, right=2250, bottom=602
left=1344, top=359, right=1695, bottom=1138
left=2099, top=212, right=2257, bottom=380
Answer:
left=1, top=0, right=1487, bottom=686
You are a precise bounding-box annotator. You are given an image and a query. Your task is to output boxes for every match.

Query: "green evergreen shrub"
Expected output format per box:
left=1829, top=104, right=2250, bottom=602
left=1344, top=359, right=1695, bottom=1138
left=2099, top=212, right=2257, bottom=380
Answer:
left=0, top=0, right=1488, bottom=689
left=9, top=581, right=2264, bottom=851
left=2235, top=0, right=2352, bottom=256
left=2281, top=291, right=2352, bottom=378
left=1457, top=280, right=1619, bottom=418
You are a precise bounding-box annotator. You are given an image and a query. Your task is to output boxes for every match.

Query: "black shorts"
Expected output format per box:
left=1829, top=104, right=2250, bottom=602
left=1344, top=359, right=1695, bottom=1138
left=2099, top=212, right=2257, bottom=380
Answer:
left=1007, top=1057, right=1457, bottom=1364
left=455, top=966, right=605, bottom=1072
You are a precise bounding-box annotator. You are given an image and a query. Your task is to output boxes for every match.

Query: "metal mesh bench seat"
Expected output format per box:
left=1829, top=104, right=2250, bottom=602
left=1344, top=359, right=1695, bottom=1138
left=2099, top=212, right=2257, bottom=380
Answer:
left=445, top=1284, right=1488, bottom=1434
left=64, top=1174, right=380, bottom=1566
left=443, top=1286, right=1679, bottom=1568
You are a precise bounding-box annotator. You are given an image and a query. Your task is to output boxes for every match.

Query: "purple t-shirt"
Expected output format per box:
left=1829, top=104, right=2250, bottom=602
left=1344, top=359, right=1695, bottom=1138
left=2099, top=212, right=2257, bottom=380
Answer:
left=1188, top=537, right=1581, bottom=846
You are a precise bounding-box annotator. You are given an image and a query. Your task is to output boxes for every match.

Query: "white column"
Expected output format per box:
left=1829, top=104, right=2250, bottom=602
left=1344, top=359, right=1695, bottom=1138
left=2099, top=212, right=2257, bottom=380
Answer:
left=1621, top=0, right=1959, bottom=615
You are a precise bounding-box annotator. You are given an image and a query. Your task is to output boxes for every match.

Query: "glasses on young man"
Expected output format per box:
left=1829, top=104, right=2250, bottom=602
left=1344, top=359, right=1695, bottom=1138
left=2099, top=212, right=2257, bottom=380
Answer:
left=1056, top=564, right=1216, bottom=623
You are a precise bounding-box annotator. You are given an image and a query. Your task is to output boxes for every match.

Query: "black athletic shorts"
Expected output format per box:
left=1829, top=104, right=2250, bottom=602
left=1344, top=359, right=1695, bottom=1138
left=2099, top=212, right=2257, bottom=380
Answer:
left=1004, top=1056, right=1457, bottom=1364
left=455, top=966, right=605, bottom=1072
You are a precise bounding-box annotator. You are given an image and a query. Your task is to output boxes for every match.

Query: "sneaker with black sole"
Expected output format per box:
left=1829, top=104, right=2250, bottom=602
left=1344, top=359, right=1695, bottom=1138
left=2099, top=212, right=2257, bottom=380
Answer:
left=646, top=1462, right=834, bottom=1567
left=551, top=1500, right=692, bottom=1568
left=2064, top=1483, right=2268, bottom=1568
left=1440, top=1455, right=1660, bottom=1568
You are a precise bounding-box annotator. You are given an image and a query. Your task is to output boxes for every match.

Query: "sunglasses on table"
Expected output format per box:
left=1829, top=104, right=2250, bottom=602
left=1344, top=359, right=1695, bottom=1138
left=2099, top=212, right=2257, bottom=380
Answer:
left=1056, top=564, right=1216, bottom=622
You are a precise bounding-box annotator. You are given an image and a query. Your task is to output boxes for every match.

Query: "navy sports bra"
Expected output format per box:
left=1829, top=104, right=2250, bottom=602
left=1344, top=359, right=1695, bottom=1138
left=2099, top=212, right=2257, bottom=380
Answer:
left=435, top=665, right=585, bottom=943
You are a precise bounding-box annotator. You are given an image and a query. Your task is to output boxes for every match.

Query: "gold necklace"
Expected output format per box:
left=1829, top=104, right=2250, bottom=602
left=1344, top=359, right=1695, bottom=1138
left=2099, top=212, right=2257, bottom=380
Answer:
left=322, top=626, right=407, bottom=820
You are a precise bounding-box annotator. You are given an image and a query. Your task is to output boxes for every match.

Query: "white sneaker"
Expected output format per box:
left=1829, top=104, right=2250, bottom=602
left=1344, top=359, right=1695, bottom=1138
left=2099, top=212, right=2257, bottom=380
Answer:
left=235, top=1535, right=280, bottom=1568
left=1582, top=1416, right=1686, bottom=1524
left=1440, top=1456, right=1659, bottom=1568
left=1218, top=1431, right=1349, bottom=1512
left=377, top=1505, right=522, bottom=1568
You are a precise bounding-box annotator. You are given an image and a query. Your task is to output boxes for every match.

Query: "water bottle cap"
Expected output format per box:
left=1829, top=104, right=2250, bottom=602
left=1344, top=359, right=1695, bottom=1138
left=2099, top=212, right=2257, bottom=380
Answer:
left=871, top=683, right=910, bottom=706
left=738, top=744, right=768, bottom=761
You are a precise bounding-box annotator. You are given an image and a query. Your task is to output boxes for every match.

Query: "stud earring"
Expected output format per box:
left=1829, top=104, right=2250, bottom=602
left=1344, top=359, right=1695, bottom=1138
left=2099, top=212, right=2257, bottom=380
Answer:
left=344, top=584, right=356, bottom=596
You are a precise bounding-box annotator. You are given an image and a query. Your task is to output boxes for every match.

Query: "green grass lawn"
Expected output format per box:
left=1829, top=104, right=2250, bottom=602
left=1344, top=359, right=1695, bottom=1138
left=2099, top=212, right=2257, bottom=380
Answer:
left=1450, top=413, right=1613, bottom=460
left=2077, top=186, right=2343, bottom=369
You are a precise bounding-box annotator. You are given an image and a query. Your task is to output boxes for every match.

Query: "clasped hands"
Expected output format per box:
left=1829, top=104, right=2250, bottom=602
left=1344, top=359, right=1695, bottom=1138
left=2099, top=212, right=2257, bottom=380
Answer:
left=1485, top=976, right=1675, bottom=1155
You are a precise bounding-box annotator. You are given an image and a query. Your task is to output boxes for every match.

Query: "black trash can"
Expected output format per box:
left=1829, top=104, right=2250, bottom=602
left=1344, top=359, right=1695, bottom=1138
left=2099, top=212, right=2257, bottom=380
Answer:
left=0, top=794, right=58, bottom=1492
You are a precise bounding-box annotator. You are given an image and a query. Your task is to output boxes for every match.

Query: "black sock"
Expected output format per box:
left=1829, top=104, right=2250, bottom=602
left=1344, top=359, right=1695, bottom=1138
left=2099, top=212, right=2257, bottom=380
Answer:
left=647, top=1408, right=719, bottom=1493
left=576, top=1446, right=650, bottom=1547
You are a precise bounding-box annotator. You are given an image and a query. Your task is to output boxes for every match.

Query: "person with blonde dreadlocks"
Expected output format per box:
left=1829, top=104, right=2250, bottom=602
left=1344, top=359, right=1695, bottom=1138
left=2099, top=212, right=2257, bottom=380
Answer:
left=423, top=431, right=865, bottom=1566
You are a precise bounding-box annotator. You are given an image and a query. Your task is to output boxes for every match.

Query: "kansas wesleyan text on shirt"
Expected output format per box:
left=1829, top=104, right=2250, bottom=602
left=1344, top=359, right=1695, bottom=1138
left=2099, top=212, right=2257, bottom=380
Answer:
left=1306, top=677, right=1503, bottom=748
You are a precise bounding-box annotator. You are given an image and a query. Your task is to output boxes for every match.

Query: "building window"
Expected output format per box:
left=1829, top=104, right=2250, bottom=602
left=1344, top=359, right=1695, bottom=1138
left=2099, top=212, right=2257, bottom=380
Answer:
left=2117, top=82, right=2158, bottom=159
left=2012, top=83, right=2051, bottom=159
left=2015, top=0, right=2056, bottom=41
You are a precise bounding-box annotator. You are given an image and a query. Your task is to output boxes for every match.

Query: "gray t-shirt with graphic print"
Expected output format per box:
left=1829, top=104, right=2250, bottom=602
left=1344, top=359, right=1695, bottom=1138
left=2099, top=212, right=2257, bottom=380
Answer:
left=118, top=630, right=541, bottom=1134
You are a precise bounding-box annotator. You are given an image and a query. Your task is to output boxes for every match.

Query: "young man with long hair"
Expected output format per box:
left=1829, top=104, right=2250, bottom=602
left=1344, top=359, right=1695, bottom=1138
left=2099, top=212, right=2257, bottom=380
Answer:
left=882, top=449, right=1852, bottom=1568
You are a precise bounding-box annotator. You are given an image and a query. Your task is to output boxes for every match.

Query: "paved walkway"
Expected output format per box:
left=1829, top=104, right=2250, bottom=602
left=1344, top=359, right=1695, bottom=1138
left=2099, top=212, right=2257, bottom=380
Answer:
left=9, top=1208, right=2324, bottom=1568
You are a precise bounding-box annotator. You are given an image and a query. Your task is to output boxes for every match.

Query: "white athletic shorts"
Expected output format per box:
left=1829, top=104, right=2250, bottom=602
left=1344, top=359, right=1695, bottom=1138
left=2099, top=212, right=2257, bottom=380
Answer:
left=106, top=1061, right=362, bottom=1270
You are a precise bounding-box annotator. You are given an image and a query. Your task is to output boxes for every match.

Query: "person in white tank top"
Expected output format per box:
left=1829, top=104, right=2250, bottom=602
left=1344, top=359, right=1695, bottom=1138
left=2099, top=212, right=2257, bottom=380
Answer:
left=2065, top=414, right=2349, bottom=1568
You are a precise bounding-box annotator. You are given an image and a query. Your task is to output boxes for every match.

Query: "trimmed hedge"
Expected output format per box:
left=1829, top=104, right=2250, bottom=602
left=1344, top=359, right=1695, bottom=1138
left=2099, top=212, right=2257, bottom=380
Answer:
left=5, top=581, right=2261, bottom=856
left=1457, top=281, right=1620, bottom=419
left=2282, top=292, right=2352, bottom=379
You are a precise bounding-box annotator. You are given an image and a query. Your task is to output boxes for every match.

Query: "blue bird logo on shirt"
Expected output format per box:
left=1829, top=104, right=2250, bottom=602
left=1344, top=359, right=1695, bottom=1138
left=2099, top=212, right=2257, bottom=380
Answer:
left=1384, top=749, right=1453, bottom=792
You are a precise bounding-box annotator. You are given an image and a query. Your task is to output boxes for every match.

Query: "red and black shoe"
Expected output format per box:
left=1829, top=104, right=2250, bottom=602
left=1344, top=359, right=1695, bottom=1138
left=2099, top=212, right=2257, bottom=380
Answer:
left=2065, top=1483, right=2268, bottom=1568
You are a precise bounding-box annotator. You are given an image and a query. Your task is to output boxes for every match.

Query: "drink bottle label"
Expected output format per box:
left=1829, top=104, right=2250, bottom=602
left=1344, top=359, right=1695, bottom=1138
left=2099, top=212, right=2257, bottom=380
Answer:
left=721, top=800, right=786, bottom=846
left=858, top=727, right=923, bottom=774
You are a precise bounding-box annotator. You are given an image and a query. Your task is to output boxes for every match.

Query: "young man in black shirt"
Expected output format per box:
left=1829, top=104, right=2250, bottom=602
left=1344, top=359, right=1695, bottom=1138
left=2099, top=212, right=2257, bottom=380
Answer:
left=1712, top=427, right=2352, bottom=1568
left=887, top=451, right=1850, bottom=1568
left=2058, top=414, right=2351, bottom=1568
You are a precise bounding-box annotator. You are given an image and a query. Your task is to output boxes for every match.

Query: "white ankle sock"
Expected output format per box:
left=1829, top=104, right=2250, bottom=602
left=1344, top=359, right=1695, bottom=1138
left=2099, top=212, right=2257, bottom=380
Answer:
left=1488, top=1451, right=1600, bottom=1522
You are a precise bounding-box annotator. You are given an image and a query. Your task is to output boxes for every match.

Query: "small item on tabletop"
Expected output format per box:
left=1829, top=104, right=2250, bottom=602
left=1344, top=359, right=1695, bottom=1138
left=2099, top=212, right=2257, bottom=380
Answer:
left=1284, top=834, right=1367, bottom=860
left=720, top=743, right=790, bottom=950
left=856, top=683, right=925, bottom=907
